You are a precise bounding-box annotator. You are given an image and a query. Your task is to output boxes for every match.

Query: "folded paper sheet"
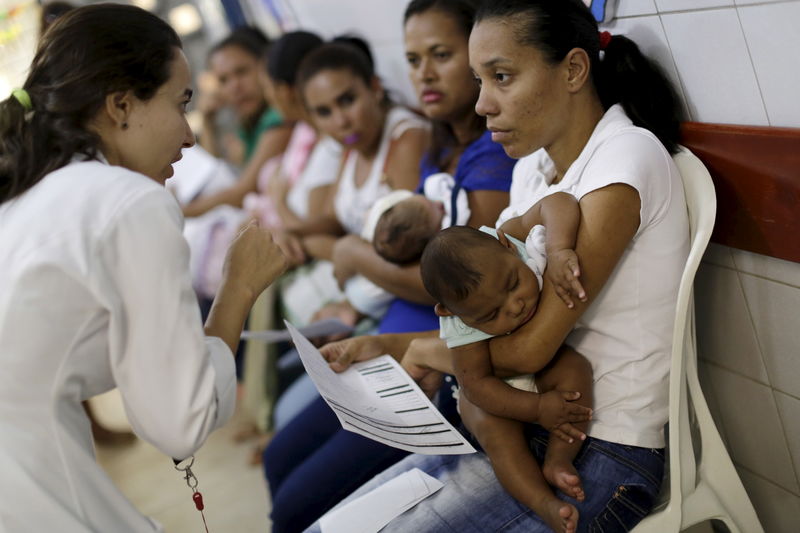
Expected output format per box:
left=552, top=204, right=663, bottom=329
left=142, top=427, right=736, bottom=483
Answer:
left=285, top=321, right=476, bottom=455
left=319, top=468, right=444, bottom=533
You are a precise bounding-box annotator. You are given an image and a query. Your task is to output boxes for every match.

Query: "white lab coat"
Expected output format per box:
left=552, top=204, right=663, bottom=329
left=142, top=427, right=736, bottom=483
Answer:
left=0, top=159, right=236, bottom=532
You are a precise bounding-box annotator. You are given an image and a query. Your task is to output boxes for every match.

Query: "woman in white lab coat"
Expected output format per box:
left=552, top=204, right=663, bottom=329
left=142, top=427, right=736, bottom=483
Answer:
left=0, top=5, right=286, bottom=532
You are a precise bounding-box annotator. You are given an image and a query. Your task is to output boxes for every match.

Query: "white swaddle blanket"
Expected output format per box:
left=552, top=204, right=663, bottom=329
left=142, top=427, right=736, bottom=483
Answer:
left=344, top=174, right=474, bottom=319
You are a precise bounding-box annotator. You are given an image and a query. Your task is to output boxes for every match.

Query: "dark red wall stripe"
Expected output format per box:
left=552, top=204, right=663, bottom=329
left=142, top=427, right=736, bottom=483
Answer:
left=681, top=122, right=800, bottom=264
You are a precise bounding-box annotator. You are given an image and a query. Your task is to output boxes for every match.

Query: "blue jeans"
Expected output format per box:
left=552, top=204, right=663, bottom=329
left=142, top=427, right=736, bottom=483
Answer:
left=305, top=425, right=664, bottom=533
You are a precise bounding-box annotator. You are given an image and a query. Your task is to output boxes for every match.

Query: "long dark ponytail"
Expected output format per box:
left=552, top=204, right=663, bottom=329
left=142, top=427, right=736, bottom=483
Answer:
left=0, top=4, right=181, bottom=204
left=475, top=0, right=684, bottom=154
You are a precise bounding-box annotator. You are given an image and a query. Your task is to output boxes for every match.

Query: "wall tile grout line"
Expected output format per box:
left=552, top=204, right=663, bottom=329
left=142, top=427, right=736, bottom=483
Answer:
left=699, top=357, right=771, bottom=389
left=770, top=388, right=800, bottom=493
left=734, top=461, right=800, bottom=498
left=699, top=356, right=800, bottom=403
left=656, top=14, right=695, bottom=121
left=733, top=5, right=773, bottom=124
left=701, top=258, right=800, bottom=290
left=731, top=267, right=800, bottom=491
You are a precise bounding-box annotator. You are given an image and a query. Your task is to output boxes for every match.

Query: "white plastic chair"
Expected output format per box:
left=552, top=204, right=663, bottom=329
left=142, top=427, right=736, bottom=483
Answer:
left=632, top=147, right=763, bottom=533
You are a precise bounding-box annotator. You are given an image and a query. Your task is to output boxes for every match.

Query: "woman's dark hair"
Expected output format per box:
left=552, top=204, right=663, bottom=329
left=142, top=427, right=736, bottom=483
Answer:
left=296, top=40, right=378, bottom=95
left=266, top=31, right=323, bottom=86
left=475, top=0, right=684, bottom=154
left=209, top=25, right=270, bottom=61
left=404, top=0, right=484, bottom=170
left=332, top=35, right=375, bottom=72
left=0, top=4, right=181, bottom=204
left=39, top=1, right=75, bottom=37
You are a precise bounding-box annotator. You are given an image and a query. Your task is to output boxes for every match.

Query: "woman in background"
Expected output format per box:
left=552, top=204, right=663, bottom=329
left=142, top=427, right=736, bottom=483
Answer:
left=262, top=2, right=515, bottom=532
left=183, top=27, right=294, bottom=218
left=311, top=0, right=688, bottom=531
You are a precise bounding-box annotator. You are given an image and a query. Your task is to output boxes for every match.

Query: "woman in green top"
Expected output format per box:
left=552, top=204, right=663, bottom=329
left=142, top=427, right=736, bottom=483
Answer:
left=185, top=27, right=294, bottom=218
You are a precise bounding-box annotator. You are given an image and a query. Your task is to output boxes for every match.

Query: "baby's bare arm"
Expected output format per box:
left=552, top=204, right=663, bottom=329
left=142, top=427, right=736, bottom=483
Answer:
left=500, top=192, right=580, bottom=250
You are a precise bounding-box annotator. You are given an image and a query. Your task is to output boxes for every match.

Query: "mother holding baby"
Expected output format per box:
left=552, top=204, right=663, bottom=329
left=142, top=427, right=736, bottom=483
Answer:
left=313, top=0, right=690, bottom=531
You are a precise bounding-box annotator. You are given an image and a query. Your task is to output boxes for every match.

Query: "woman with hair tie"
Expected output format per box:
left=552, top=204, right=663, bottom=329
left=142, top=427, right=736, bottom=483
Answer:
left=0, top=5, right=286, bottom=531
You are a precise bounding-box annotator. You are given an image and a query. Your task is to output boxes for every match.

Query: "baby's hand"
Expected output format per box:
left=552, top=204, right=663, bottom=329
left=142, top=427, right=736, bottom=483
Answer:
left=546, top=249, right=586, bottom=309
left=536, top=390, right=592, bottom=443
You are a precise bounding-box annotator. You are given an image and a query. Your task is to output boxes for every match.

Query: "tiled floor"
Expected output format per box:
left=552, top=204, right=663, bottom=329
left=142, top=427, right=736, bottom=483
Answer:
left=95, top=395, right=272, bottom=533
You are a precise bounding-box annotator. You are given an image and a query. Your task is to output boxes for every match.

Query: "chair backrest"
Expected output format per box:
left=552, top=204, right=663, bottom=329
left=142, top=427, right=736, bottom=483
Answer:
left=665, top=146, right=717, bottom=505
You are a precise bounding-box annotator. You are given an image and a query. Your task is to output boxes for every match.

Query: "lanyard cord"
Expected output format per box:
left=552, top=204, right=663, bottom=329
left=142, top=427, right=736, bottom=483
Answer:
left=174, top=456, right=210, bottom=533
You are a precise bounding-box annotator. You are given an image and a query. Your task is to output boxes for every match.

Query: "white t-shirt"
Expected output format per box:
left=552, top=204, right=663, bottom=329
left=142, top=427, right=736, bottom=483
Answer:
left=286, top=135, right=342, bottom=219
left=333, top=106, right=428, bottom=235
left=0, top=159, right=236, bottom=531
left=500, top=105, right=689, bottom=448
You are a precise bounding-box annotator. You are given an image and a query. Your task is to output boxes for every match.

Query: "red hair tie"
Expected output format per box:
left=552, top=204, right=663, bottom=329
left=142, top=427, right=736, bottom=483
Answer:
left=599, top=31, right=612, bottom=50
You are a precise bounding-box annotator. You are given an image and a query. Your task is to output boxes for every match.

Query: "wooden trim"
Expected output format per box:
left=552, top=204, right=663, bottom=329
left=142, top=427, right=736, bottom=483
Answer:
left=680, top=122, right=800, bottom=264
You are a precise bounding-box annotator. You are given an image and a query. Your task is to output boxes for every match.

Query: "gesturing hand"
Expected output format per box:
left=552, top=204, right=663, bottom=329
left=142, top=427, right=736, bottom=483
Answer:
left=222, top=219, right=287, bottom=298
left=536, top=390, right=592, bottom=443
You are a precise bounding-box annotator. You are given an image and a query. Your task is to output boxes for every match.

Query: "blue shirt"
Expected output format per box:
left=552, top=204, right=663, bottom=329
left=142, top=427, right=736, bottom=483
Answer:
left=379, top=130, right=515, bottom=334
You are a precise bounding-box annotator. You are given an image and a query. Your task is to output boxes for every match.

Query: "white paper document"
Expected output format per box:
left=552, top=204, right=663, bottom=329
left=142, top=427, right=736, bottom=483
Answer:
left=285, top=321, right=476, bottom=455
left=241, top=318, right=354, bottom=343
left=319, top=468, right=444, bottom=533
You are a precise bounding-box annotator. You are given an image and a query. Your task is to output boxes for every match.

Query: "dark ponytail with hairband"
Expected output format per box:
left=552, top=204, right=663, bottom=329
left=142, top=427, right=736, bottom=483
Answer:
left=0, top=4, right=181, bottom=204
left=475, top=0, right=684, bottom=154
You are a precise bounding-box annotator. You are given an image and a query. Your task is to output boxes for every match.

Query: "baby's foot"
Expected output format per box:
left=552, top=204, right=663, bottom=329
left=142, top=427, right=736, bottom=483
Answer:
left=543, top=459, right=585, bottom=502
left=538, top=496, right=579, bottom=533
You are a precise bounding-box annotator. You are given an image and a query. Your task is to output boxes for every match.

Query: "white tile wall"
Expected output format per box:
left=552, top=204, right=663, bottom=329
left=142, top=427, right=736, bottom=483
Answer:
left=737, top=468, right=800, bottom=533
left=738, top=2, right=800, bottom=127
left=615, top=0, right=658, bottom=17
left=731, top=248, right=800, bottom=288
left=775, top=391, right=800, bottom=490
left=735, top=0, right=789, bottom=5
left=660, top=8, right=769, bottom=125
left=285, top=0, right=407, bottom=45
left=706, top=364, right=799, bottom=493
left=695, top=265, right=770, bottom=383
left=656, top=0, right=734, bottom=12
left=372, top=42, right=417, bottom=108
left=739, top=274, right=800, bottom=398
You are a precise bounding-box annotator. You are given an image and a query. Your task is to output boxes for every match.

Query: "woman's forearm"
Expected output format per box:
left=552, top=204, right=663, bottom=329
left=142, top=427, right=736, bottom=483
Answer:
left=274, top=197, right=303, bottom=228
left=285, top=214, right=344, bottom=238
left=382, top=330, right=440, bottom=360
left=350, top=247, right=434, bottom=304
left=204, top=279, right=257, bottom=356
left=302, top=234, right=337, bottom=261
left=183, top=183, right=250, bottom=218
left=489, top=184, right=642, bottom=375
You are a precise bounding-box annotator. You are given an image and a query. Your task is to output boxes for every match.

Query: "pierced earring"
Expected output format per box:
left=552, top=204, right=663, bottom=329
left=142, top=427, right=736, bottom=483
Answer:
left=122, top=122, right=128, bottom=130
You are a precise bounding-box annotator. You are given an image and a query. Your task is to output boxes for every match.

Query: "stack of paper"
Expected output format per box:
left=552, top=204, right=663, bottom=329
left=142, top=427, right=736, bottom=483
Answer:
left=319, top=468, right=444, bottom=533
left=285, top=321, right=475, bottom=455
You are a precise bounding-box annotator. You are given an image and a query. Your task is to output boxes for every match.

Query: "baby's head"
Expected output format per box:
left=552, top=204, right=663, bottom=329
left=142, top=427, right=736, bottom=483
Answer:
left=373, top=194, right=444, bottom=264
left=420, top=226, right=541, bottom=336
